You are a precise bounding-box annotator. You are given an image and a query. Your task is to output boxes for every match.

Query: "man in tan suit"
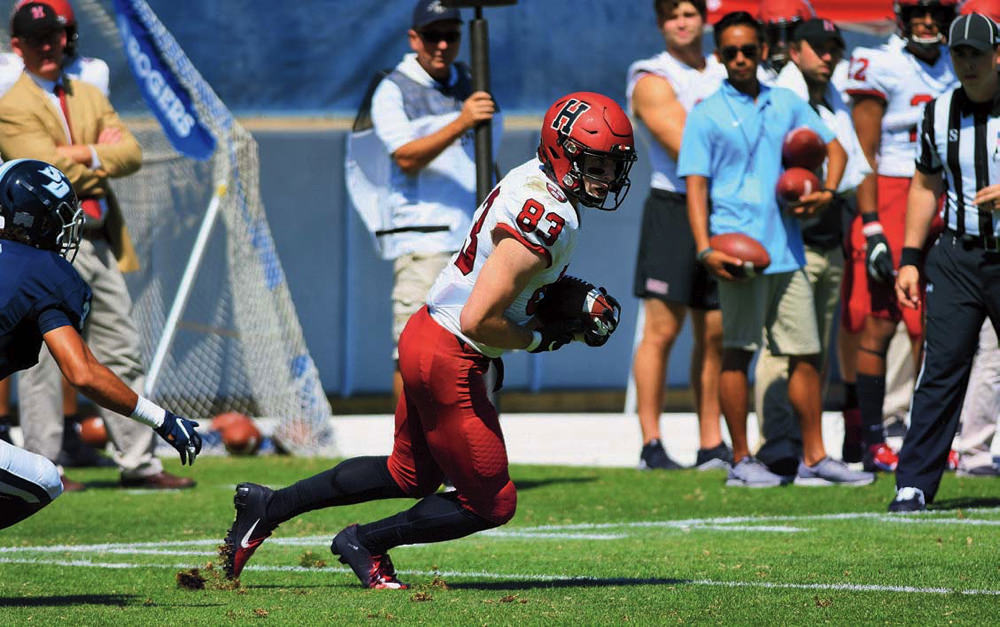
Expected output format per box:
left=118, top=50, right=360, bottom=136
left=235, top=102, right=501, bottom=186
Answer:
left=0, top=2, right=193, bottom=489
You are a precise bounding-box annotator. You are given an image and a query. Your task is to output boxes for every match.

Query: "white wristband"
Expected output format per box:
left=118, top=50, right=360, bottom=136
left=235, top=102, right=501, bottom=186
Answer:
left=861, top=222, right=884, bottom=237
left=525, top=330, right=542, bottom=352
left=130, top=395, right=166, bottom=428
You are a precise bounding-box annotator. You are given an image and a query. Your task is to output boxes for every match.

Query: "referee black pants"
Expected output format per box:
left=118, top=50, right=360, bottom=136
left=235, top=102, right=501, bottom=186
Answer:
left=897, top=233, right=1000, bottom=503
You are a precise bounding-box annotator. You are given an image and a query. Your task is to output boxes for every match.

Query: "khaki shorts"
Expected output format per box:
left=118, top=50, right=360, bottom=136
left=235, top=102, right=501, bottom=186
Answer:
left=718, top=269, right=820, bottom=356
left=392, top=251, right=454, bottom=350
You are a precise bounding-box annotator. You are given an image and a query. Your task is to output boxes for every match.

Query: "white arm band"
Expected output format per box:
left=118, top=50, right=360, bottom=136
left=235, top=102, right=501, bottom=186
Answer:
left=130, top=395, right=166, bottom=428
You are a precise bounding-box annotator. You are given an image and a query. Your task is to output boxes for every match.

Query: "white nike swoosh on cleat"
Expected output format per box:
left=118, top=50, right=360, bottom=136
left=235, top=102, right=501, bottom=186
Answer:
left=241, top=519, right=261, bottom=549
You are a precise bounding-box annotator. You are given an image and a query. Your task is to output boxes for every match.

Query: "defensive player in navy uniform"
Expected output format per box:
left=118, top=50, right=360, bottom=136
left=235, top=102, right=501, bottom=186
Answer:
left=222, top=92, right=635, bottom=589
left=0, top=159, right=202, bottom=530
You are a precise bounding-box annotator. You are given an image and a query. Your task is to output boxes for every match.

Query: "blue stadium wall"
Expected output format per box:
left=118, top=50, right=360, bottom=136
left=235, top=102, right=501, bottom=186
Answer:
left=15, top=1, right=880, bottom=396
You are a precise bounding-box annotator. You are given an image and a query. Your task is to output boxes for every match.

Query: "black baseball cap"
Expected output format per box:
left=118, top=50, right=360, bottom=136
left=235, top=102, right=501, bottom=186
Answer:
left=793, top=18, right=845, bottom=50
left=412, top=0, right=461, bottom=30
left=949, top=12, right=1000, bottom=52
left=10, top=2, right=63, bottom=38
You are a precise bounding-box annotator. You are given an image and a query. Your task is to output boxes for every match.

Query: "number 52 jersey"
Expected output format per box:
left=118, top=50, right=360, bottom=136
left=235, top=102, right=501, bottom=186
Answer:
left=427, top=158, right=580, bottom=358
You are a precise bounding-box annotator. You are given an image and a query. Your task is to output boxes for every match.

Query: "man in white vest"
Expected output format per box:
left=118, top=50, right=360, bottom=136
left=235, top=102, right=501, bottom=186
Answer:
left=356, top=0, right=501, bottom=402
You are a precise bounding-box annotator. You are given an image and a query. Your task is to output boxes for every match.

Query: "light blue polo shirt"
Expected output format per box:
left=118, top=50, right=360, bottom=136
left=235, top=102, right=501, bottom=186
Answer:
left=677, top=81, right=835, bottom=273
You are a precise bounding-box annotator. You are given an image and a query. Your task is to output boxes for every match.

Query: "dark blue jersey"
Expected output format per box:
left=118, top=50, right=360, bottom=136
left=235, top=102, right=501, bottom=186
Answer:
left=0, top=240, right=91, bottom=380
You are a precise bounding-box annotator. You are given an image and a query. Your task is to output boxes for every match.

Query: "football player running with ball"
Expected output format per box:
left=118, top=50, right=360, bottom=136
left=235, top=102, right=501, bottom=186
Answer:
left=222, top=92, right=636, bottom=589
left=0, top=159, right=202, bottom=530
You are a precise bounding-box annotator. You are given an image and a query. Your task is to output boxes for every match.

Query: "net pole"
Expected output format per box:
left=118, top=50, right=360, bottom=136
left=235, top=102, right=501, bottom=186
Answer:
left=144, top=182, right=227, bottom=397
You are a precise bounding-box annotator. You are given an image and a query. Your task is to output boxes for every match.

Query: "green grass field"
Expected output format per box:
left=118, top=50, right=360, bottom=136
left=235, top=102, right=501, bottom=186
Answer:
left=2, top=456, right=999, bottom=624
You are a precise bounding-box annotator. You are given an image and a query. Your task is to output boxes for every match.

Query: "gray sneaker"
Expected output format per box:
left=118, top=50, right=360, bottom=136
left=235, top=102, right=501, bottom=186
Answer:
left=726, top=456, right=786, bottom=487
left=794, top=457, right=876, bottom=486
left=956, top=464, right=1000, bottom=477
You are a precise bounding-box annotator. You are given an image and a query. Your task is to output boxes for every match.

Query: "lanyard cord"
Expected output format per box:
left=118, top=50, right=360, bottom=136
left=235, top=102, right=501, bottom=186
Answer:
left=721, top=88, right=769, bottom=181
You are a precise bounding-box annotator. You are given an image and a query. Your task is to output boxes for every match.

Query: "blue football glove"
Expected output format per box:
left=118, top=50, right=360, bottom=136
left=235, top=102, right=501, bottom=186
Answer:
left=154, top=411, right=202, bottom=465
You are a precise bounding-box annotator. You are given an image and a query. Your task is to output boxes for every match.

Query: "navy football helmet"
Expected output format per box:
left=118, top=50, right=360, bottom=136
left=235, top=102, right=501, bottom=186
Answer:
left=0, top=159, right=82, bottom=261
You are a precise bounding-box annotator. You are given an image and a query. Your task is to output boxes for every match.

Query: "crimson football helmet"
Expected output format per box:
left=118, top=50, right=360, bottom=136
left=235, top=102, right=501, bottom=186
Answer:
left=960, top=0, right=1000, bottom=20
left=894, top=0, right=959, bottom=48
left=537, top=92, right=637, bottom=211
left=0, top=159, right=82, bottom=261
left=13, top=0, right=78, bottom=56
left=759, top=0, right=816, bottom=71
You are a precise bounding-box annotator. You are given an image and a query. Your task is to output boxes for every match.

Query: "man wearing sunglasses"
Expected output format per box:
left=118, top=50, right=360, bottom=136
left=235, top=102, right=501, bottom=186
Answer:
left=350, top=0, right=501, bottom=404
left=679, top=11, right=871, bottom=488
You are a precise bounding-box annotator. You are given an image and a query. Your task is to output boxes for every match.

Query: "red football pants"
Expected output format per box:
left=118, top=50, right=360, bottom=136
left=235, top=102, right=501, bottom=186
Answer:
left=842, top=175, right=940, bottom=338
left=387, top=306, right=516, bottom=524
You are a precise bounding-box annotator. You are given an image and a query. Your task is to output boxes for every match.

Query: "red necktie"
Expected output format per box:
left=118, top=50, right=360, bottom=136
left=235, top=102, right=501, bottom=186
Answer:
left=55, top=83, right=103, bottom=221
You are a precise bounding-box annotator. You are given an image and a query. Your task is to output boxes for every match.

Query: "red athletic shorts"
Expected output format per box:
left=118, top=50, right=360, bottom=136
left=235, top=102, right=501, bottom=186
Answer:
left=386, top=306, right=516, bottom=524
left=841, top=175, right=940, bottom=338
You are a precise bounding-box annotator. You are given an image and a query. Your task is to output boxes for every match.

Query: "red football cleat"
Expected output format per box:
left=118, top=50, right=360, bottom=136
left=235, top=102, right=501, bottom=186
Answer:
left=332, top=524, right=408, bottom=589
left=947, top=450, right=960, bottom=471
left=222, top=482, right=276, bottom=580
left=863, top=442, right=898, bottom=473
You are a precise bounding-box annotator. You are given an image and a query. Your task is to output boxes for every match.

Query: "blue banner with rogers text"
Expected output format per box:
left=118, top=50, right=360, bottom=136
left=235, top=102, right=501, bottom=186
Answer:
left=112, top=0, right=215, bottom=160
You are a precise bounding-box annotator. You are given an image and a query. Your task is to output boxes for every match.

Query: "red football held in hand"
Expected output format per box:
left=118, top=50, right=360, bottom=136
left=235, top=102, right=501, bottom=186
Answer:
left=709, top=232, right=771, bottom=273
left=220, top=415, right=261, bottom=456
left=781, top=126, right=826, bottom=171
left=78, top=416, right=109, bottom=448
left=776, top=167, right=821, bottom=206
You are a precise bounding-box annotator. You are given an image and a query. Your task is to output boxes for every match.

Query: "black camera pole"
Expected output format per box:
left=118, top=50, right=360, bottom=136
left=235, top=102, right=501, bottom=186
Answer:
left=442, top=0, right=517, bottom=205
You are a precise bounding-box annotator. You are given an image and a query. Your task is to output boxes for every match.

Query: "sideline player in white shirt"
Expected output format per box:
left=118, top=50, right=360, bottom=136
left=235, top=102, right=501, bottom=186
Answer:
left=625, top=0, right=730, bottom=472
left=221, top=92, right=637, bottom=590
left=842, top=0, right=958, bottom=473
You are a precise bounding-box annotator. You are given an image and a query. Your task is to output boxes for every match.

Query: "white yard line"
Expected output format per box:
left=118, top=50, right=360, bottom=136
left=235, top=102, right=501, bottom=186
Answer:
left=4, top=509, right=997, bottom=557
left=0, top=556, right=997, bottom=597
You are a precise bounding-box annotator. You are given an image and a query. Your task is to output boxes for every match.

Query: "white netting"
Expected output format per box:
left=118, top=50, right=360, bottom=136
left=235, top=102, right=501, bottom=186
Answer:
left=0, top=0, right=335, bottom=455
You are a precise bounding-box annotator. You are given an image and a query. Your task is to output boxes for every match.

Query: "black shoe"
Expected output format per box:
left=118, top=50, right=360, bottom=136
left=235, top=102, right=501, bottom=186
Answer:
left=331, top=524, right=408, bottom=589
left=0, top=423, right=11, bottom=445
left=695, top=442, right=732, bottom=470
left=639, top=439, right=684, bottom=470
left=222, top=482, right=276, bottom=580
left=888, top=486, right=926, bottom=512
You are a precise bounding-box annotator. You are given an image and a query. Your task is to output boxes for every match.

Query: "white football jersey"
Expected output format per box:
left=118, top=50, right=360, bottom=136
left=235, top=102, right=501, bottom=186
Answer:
left=427, top=158, right=580, bottom=358
left=625, top=52, right=726, bottom=193
left=844, top=35, right=957, bottom=178
left=0, top=52, right=110, bottom=97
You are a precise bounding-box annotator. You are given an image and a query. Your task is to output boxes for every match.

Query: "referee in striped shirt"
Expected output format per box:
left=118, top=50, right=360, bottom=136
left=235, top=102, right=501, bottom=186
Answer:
left=891, top=12, right=1000, bottom=512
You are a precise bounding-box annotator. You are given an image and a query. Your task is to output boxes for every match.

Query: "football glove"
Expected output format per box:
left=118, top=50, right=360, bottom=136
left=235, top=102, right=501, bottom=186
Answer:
left=154, top=411, right=202, bottom=465
left=532, top=276, right=622, bottom=348
left=862, top=218, right=894, bottom=285
left=529, top=318, right=584, bottom=353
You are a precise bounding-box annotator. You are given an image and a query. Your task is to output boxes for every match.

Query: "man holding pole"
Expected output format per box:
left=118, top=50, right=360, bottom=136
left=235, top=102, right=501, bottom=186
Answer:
left=362, top=0, right=501, bottom=401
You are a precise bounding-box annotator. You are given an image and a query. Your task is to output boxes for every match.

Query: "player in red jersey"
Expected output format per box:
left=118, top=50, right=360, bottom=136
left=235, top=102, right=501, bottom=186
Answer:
left=222, top=92, right=636, bottom=589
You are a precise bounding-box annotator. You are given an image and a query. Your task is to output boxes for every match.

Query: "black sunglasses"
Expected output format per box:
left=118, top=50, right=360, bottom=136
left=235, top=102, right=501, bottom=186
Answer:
left=720, top=44, right=760, bottom=62
left=419, top=30, right=461, bottom=44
